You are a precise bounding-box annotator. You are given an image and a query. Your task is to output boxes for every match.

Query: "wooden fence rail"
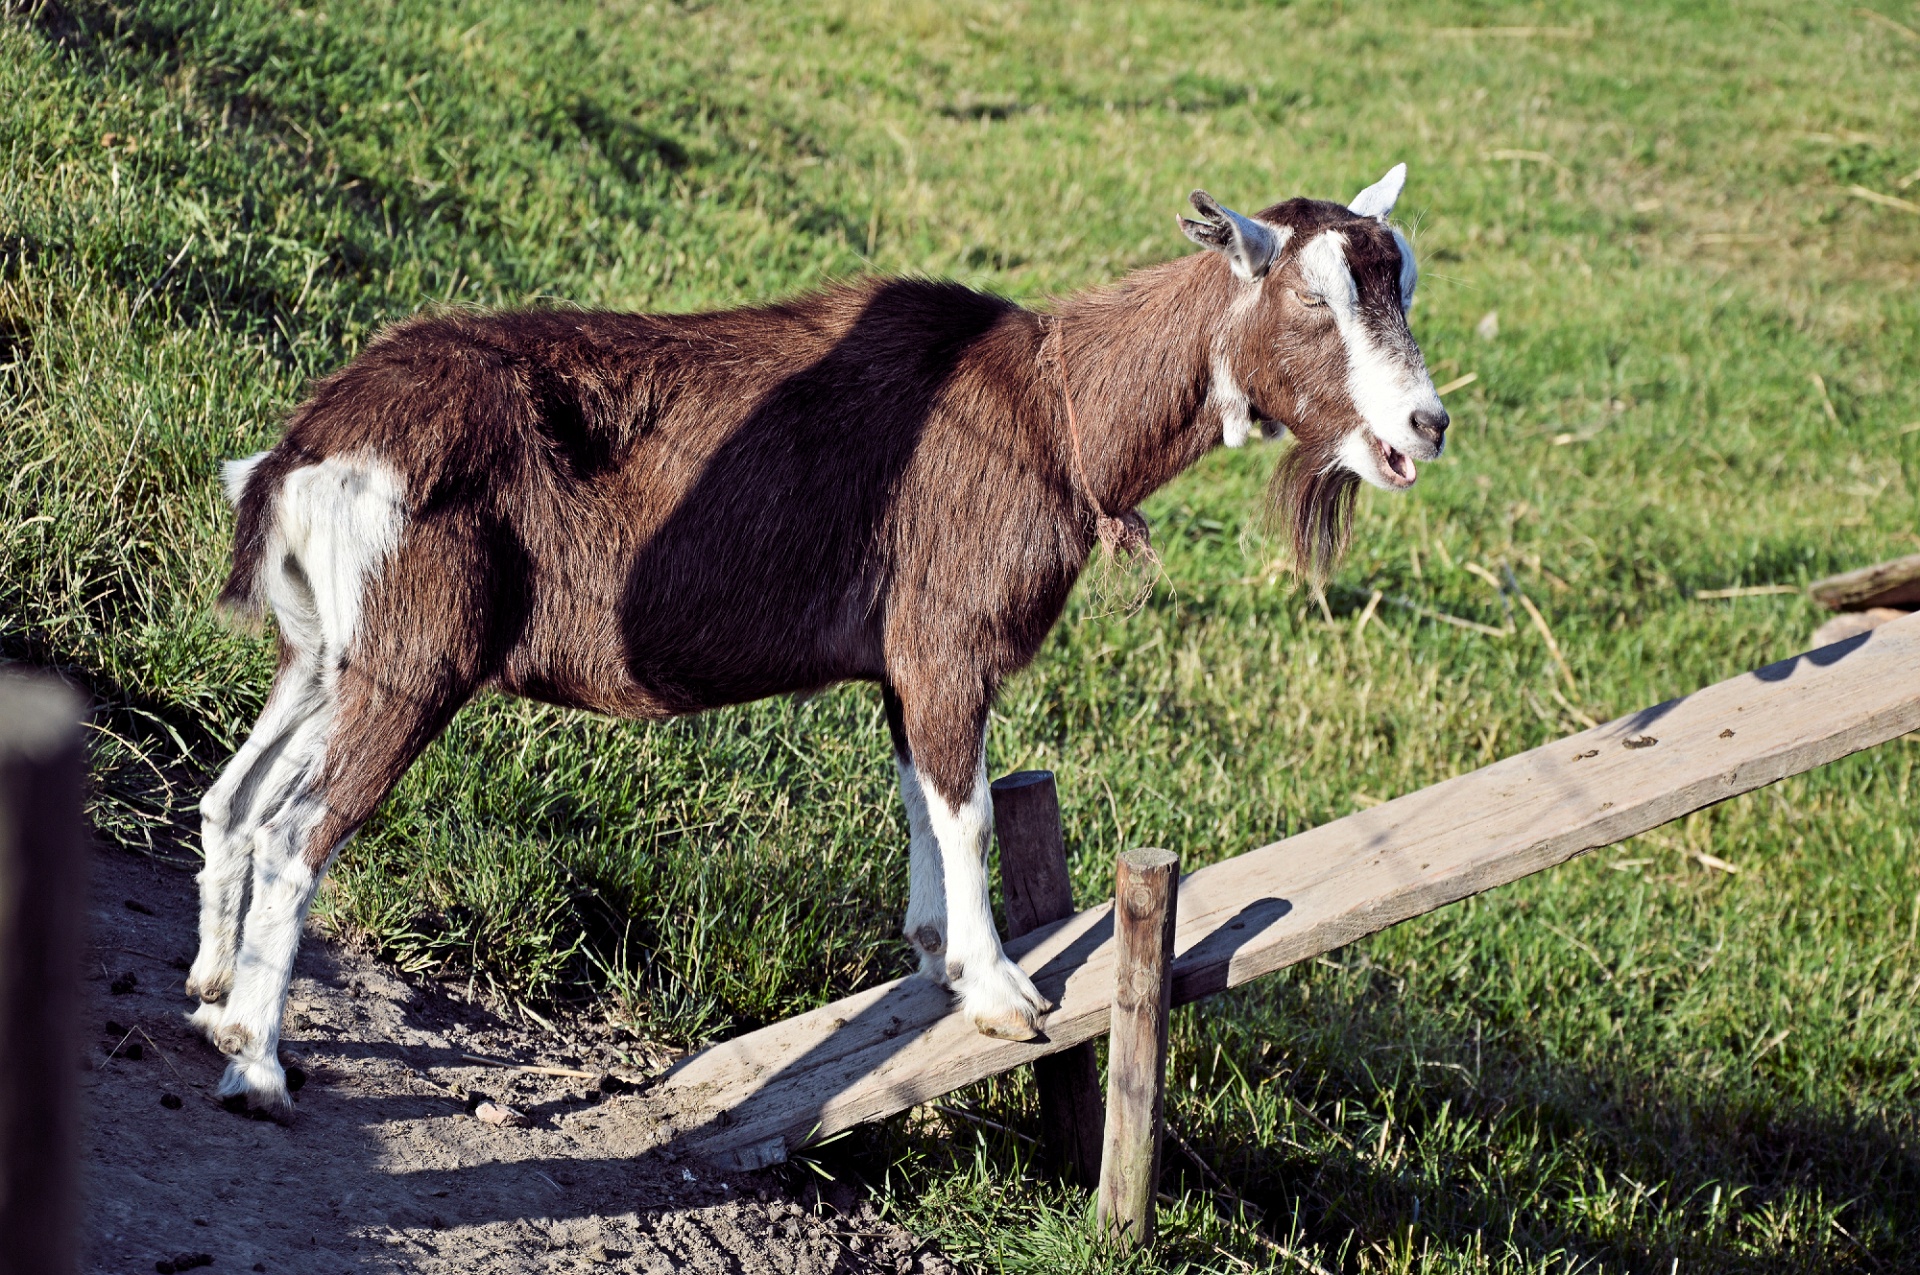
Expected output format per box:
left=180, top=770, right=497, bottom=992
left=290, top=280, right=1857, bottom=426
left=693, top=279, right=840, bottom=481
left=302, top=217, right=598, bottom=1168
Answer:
left=661, top=614, right=1920, bottom=1171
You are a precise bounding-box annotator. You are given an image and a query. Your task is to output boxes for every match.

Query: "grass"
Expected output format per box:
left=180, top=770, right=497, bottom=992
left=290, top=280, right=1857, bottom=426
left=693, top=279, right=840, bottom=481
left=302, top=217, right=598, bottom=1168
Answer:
left=5, top=0, right=1920, bottom=1268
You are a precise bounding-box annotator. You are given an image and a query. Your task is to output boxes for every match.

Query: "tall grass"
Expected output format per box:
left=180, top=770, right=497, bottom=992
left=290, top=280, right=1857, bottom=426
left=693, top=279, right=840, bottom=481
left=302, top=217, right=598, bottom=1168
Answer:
left=5, top=0, right=1919, bottom=1268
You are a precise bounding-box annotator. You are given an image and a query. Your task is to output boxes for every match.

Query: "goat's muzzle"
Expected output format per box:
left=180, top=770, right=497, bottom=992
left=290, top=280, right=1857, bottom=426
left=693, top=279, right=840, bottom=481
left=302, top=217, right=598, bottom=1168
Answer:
left=1410, top=406, right=1450, bottom=454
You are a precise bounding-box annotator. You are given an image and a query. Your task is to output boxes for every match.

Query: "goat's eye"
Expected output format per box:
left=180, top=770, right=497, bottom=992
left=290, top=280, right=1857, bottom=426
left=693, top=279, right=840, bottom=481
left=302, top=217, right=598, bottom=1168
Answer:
left=1298, top=290, right=1326, bottom=307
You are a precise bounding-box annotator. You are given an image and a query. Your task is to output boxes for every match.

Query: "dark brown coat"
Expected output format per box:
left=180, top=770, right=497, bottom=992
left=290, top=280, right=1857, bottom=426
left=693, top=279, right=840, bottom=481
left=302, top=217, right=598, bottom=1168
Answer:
left=224, top=199, right=1430, bottom=813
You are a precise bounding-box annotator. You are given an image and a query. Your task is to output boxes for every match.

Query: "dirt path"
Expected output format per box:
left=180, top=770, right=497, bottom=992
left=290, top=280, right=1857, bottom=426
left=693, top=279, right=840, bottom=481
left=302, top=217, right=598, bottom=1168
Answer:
left=80, top=845, right=948, bottom=1274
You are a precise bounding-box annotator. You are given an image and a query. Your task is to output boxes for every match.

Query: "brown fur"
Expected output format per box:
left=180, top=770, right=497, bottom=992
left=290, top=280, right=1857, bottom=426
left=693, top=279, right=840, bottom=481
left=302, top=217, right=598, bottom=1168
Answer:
left=219, top=199, right=1425, bottom=863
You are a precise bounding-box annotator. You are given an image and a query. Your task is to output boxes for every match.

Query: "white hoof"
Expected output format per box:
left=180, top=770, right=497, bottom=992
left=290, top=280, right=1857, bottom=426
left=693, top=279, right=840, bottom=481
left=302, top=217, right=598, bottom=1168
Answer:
left=954, top=955, right=1052, bottom=1042
left=217, top=1054, right=294, bottom=1124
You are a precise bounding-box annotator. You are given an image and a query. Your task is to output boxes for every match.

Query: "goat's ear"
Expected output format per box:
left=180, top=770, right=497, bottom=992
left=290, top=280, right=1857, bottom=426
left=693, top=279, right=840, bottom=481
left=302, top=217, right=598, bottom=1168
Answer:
left=1180, top=191, right=1283, bottom=281
left=1348, top=162, right=1407, bottom=220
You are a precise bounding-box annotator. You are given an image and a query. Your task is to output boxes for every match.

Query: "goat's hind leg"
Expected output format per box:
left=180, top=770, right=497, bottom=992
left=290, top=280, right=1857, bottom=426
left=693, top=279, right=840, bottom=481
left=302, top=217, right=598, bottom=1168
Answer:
left=188, top=658, right=325, bottom=1013
left=212, top=663, right=467, bottom=1121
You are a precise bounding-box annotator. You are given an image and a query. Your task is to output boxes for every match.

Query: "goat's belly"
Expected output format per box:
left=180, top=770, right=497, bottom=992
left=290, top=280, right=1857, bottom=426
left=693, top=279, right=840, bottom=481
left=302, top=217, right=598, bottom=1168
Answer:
left=494, top=661, right=867, bottom=722
left=494, top=588, right=879, bottom=720
left=620, top=623, right=881, bottom=716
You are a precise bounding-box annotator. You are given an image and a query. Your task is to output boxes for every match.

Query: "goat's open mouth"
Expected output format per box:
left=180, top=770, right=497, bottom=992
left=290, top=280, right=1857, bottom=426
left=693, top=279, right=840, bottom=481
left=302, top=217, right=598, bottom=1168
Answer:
left=1376, top=435, right=1417, bottom=488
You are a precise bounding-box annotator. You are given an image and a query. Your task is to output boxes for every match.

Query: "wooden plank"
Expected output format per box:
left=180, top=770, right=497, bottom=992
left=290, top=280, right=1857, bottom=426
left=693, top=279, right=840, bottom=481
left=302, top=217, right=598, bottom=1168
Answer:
left=662, top=613, right=1920, bottom=1169
left=0, top=672, right=86, bottom=1275
left=1096, top=849, right=1179, bottom=1250
left=992, top=770, right=1104, bottom=1186
left=1809, top=552, right=1920, bottom=611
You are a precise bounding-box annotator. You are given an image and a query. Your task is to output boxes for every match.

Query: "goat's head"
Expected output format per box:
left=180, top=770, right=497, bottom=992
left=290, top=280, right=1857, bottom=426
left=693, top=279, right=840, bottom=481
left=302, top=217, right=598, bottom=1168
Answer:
left=1181, top=165, right=1445, bottom=577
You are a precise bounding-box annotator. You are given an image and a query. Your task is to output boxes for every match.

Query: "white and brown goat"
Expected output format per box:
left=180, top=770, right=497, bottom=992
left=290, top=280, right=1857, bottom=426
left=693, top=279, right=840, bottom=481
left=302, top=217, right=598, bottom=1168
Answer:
left=192, top=166, right=1448, bottom=1119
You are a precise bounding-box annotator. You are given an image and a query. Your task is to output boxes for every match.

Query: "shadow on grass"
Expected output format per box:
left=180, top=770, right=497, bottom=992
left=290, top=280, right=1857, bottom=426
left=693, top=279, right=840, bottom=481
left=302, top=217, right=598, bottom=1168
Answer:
left=817, top=973, right=1920, bottom=1273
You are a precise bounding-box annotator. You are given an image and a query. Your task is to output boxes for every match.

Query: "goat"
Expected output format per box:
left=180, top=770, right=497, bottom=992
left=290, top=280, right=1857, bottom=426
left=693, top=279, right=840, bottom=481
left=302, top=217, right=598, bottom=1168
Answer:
left=191, top=166, right=1448, bottom=1120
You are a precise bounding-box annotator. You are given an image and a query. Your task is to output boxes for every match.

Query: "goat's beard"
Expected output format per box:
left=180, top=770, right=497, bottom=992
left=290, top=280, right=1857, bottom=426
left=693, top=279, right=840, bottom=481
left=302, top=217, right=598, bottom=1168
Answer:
left=1268, top=438, right=1360, bottom=583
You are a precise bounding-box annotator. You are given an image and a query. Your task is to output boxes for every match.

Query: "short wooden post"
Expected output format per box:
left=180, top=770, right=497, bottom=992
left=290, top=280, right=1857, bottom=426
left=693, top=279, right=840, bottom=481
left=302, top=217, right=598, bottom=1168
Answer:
left=0, top=673, right=85, bottom=1275
left=991, top=770, right=1103, bottom=1186
left=1096, top=847, right=1179, bottom=1251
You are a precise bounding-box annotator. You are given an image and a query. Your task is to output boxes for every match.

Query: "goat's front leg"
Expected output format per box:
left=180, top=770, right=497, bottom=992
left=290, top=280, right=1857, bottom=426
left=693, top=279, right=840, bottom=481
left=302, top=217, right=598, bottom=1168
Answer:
left=886, top=686, right=1051, bottom=1040
left=892, top=754, right=949, bottom=984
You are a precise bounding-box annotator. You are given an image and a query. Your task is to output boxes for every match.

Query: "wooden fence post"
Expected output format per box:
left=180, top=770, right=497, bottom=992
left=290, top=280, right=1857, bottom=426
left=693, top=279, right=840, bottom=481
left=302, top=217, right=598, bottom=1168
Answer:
left=990, top=770, right=1103, bottom=1186
left=1096, top=847, right=1179, bottom=1251
left=0, top=672, right=85, bottom=1275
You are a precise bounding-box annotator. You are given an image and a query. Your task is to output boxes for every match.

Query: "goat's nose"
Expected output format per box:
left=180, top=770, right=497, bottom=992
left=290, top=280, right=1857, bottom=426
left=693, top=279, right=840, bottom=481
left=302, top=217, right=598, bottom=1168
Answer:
left=1411, top=406, right=1450, bottom=447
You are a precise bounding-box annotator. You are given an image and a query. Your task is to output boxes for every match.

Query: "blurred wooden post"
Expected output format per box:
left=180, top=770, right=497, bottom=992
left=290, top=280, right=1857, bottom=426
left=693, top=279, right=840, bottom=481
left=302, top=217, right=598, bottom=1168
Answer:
left=1096, top=847, right=1179, bottom=1251
left=0, top=673, right=85, bottom=1275
left=990, top=770, right=1102, bottom=1186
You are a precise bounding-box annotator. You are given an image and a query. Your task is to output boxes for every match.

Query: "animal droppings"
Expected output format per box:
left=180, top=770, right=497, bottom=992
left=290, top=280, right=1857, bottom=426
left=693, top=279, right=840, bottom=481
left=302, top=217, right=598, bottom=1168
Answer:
left=219, top=1094, right=272, bottom=1120
left=124, top=898, right=155, bottom=915
left=1623, top=735, right=1658, bottom=749
left=154, top=1254, right=212, bottom=1274
left=1720, top=728, right=1735, bottom=738
left=160, top=1093, right=183, bottom=1109
left=111, top=972, right=138, bottom=994
left=109, top=1041, right=144, bottom=1060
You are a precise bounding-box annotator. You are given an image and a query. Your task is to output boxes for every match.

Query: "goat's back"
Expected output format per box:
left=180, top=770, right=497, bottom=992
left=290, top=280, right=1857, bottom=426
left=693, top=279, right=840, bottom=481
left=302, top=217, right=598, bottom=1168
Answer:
left=224, top=281, right=1078, bottom=717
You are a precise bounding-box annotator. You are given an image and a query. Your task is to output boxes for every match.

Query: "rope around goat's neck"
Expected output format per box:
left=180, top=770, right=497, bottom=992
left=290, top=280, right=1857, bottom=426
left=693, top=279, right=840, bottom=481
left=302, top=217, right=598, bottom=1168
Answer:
left=1050, top=321, right=1153, bottom=561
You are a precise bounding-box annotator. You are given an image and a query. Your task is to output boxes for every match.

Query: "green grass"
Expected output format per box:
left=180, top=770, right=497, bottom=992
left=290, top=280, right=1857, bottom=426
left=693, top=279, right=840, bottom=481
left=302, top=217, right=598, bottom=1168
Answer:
left=6, top=0, right=1920, bottom=1268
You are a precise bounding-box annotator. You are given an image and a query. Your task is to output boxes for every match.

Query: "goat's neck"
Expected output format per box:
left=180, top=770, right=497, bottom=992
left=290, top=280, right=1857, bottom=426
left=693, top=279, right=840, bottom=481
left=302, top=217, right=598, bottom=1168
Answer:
left=1046, top=255, right=1240, bottom=520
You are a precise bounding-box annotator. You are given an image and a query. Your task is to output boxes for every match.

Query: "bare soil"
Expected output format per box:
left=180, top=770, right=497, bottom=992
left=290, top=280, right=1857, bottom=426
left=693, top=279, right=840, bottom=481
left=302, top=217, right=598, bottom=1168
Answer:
left=80, top=844, right=948, bottom=1275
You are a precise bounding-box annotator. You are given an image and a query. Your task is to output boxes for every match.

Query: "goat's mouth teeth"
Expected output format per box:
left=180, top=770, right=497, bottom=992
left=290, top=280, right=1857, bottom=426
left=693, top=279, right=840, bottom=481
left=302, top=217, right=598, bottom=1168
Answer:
left=1376, top=436, right=1417, bottom=488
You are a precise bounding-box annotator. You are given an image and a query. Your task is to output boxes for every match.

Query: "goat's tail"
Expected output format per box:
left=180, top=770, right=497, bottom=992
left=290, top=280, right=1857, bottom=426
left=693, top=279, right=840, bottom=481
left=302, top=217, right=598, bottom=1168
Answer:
left=215, top=447, right=292, bottom=626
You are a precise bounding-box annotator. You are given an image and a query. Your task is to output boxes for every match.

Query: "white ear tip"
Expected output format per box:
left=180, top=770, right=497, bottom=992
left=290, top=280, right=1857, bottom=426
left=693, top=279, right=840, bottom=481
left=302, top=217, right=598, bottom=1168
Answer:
left=1350, top=162, right=1408, bottom=219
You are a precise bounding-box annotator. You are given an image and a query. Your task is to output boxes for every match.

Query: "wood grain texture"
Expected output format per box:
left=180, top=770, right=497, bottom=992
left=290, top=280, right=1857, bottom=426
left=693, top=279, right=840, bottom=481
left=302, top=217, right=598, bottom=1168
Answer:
left=992, top=771, right=1076, bottom=936
left=0, top=673, right=85, bottom=1275
left=1097, top=849, right=1178, bottom=1250
left=992, top=770, right=1103, bottom=1187
left=662, top=614, right=1920, bottom=1169
left=1809, top=553, right=1920, bottom=611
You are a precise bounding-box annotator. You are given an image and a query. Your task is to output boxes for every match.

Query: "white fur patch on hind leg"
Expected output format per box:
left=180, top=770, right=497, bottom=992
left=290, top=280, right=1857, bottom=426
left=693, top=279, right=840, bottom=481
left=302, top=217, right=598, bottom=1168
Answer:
left=214, top=793, right=330, bottom=1123
left=195, top=450, right=401, bottom=1015
left=191, top=451, right=403, bottom=1119
left=922, top=749, right=1052, bottom=1041
left=895, top=756, right=949, bottom=985
left=189, top=665, right=326, bottom=1005
left=269, top=453, right=406, bottom=658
